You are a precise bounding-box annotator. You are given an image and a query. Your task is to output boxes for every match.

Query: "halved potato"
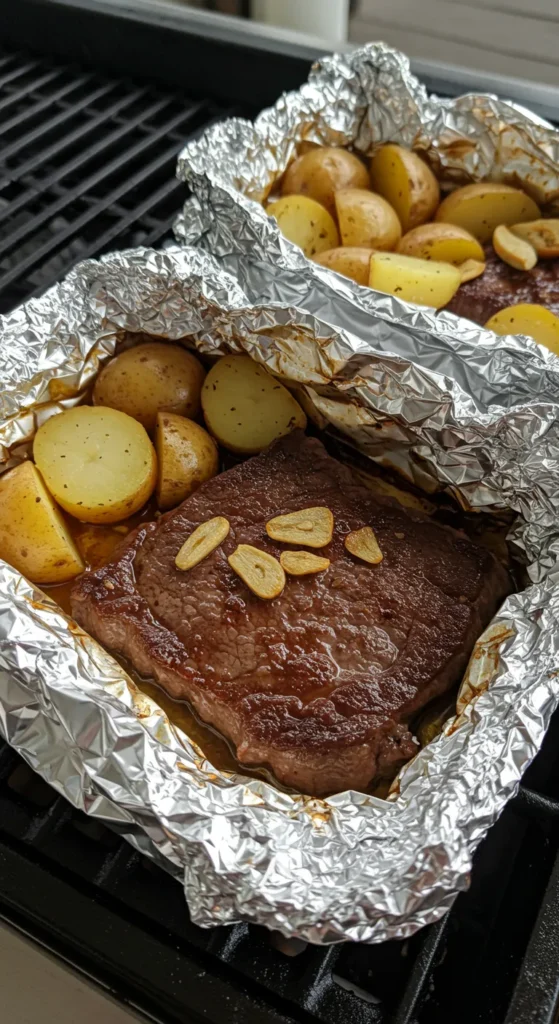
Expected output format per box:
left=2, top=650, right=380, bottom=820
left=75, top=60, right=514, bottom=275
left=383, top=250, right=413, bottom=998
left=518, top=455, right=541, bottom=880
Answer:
left=202, top=355, right=307, bottom=454
left=266, top=195, right=339, bottom=258
left=93, top=342, right=205, bottom=434
left=397, top=222, right=484, bottom=264
left=156, top=412, right=218, bottom=511
left=485, top=304, right=559, bottom=355
left=510, top=219, right=559, bottom=258
left=34, top=406, right=157, bottom=524
left=435, top=183, right=541, bottom=243
left=369, top=144, right=440, bottom=232
left=281, top=147, right=369, bottom=217
left=313, top=246, right=374, bottom=286
left=0, top=460, right=84, bottom=584
left=335, top=189, right=401, bottom=250
left=369, top=252, right=461, bottom=309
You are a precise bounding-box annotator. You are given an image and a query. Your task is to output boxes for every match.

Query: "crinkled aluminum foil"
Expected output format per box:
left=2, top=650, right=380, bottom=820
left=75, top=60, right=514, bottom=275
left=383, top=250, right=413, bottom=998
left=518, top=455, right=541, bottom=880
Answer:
left=2, top=244, right=559, bottom=945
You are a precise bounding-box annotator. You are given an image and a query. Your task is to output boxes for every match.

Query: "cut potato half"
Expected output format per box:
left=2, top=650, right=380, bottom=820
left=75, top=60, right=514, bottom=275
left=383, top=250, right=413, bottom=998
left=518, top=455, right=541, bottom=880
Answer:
left=369, top=252, right=461, bottom=309
left=435, top=183, right=540, bottom=243
left=314, top=246, right=374, bottom=286
left=267, top=195, right=339, bottom=258
left=485, top=304, right=559, bottom=355
left=0, top=460, right=84, bottom=584
left=397, top=222, right=484, bottom=265
left=335, top=188, right=401, bottom=250
left=34, top=406, right=157, bottom=524
left=281, top=147, right=369, bottom=217
left=201, top=355, right=307, bottom=454
left=156, top=412, right=218, bottom=511
left=370, top=144, right=440, bottom=232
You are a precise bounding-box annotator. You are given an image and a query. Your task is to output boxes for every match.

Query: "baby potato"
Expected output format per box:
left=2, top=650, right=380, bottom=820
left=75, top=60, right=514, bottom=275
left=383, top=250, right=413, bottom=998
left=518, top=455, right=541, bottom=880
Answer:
left=435, top=183, right=541, bottom=243
left=34, top=406, right=157, bottom=524
left=202, top=355, right=307, bottom=454
left=281, top=147, right=370, bottom=217
left=267, top=195, right=339, bottom=258
left=314, top=246, right=374, bottom=286
left=335, top=189, right=401, bottom=250
left=369, top=252, right=461, bottom=309
left=397, top=222, right=484, bottom=265
left=0, top=460, right=84, bottom=584
left=485, top=304, right=559, bottom=356
left=156, top=413, right=218, bottom=511
left=93, top=342, right=205, bottom=434
left=370, top=144, right=440, bottom=232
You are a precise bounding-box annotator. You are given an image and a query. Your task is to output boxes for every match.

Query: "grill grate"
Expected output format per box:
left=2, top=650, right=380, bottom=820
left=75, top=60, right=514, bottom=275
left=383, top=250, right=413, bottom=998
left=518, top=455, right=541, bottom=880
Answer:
left=0, top=46, right=231, bottom=313
left=1, top=33, right=559, bottom=1024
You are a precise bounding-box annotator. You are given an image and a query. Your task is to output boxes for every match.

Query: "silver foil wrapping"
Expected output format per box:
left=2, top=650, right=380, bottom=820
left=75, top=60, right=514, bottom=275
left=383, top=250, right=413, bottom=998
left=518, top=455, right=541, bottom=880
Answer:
left=1, top=244, right=559, bottom=944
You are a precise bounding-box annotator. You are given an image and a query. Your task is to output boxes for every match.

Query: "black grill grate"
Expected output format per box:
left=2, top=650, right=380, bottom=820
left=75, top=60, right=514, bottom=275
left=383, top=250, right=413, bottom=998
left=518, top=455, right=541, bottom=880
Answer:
left=1, top=32, right=559, bottom=1024
left=0, top=46, right=231, bottom=313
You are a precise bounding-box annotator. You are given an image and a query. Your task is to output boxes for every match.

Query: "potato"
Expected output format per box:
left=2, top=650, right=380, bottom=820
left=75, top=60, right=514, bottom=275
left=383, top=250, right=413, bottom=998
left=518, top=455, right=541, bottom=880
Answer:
left=0, top=461, right=84, bottom=584
left=156, top=413, right=218, bottom=511
left=281, top=147, right=370, bottom=217
left=93, top=342, right=205, bottom=434
left=397, top=222, right=484, bottom=265
left=369, top=144, right=440, bottom=232
left=314, top=246, right=374, bottom=285
left=34, top=406, right=157, bottom=524
left=369, top=252, right=461, bottom=309
left=201, top=355, right=307, bottom=454
left=266, top=195, right=339, bottom=258
left=335, top=189, right=401, bottom=250
left=435, top=183, right=541, bottom=243
left=485, top=304, right=559, bottom=355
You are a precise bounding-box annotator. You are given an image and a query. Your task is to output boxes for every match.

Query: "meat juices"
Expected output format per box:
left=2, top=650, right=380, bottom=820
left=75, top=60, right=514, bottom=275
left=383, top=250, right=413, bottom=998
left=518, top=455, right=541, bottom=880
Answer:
left=71, top=432, right=510, bottom=796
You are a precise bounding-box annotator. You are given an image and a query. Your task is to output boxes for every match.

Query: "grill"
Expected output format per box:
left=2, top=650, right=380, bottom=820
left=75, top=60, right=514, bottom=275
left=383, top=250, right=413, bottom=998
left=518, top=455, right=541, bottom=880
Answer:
left=1, top=4, right=559, bottom=1023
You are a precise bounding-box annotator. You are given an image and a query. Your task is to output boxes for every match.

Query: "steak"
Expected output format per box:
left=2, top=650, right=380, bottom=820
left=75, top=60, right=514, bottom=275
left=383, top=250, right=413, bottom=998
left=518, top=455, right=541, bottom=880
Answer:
left=71, top=432, right=510, bottom=795
left=446, top=245, right=559, bottom=326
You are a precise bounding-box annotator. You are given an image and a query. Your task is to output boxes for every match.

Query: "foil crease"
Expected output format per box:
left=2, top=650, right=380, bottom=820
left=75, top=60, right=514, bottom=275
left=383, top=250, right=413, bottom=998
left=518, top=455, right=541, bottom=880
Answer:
left=1, top=244, right=559, bottom=943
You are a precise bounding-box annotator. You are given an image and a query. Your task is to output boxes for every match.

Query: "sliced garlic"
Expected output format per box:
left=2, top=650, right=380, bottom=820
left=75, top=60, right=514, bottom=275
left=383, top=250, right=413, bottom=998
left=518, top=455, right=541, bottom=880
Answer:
left=175, top=516, right=230, bottom=571
left=266, top=506, right=334, bottom=548
left=459, top=258, right=486, bottom=283
left=228, top=544, right=285, bottom=599
left=510, top=219, right=559, bottom=259
left=493, top=224, right=538, bottom=271
left=279, top=550, right=330, bottom=576
left=344, top=526, right=383, bottom=565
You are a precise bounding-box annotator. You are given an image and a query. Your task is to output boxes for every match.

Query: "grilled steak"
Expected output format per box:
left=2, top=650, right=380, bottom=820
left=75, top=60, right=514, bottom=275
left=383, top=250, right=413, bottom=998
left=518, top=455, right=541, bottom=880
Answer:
left=71, top=432, right=510, bottom=795
left=446, top=245, right=559, bottom=326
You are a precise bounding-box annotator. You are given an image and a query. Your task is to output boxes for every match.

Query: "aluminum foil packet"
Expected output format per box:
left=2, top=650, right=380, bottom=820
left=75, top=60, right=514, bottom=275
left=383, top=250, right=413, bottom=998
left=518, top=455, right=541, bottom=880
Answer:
left=1, top=242, right=559, bottom=946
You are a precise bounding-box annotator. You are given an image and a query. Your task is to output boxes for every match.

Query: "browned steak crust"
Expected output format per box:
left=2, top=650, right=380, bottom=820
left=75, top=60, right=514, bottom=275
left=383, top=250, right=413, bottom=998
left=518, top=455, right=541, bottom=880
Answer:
left=446, top=245, right=559, bottom=326
left=71, top=432, right=510, bottom=795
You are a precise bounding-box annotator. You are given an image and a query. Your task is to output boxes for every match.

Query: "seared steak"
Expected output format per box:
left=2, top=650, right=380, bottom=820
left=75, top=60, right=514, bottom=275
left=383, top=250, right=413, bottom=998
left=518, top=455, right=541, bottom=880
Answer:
left=446, top=245, right=559, bottom=326
left=71, top=433, right=510, bottom=795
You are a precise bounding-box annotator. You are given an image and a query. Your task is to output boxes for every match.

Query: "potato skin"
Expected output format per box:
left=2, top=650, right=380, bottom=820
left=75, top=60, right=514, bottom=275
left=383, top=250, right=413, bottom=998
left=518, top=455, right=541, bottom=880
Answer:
left=93, top=342, right=205, bottom=434
left=370, top=145, right=440, bottom=232
left=201, top=355, right=307, bottom=454
left=335, top=189, right=401, bottom=250
left=397, top=222, right=484, bottom=264
left=485, top=303, right=559, bottom=355
left=34, top=406, right=157, bottom=524
left=0, top=460, right=84, bottom=584
left=156, top=413, right=218, bottom=511
left=369, top=252, right=461, bottom=309
left=267, top=195, right=339, bottom=258
left=282, top=147, right=369, bottom=217
left=313, top=247, right=373, bottom=286
left=435, top=183, right=541, bottom=243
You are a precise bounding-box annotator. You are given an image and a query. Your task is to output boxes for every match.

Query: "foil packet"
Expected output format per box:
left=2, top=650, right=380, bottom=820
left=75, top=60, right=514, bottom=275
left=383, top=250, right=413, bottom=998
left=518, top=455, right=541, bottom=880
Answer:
left=1, top=245, right=559, bottom=944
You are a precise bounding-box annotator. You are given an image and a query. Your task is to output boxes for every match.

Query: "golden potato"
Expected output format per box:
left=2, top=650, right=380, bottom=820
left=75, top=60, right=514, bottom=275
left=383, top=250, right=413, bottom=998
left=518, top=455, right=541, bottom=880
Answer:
left=313, top=246, right=374, bottom=286
left=156, top=412, right=218, bottom=511
left=266, top=195, right=339, bottom=258
left=435, top=183, right=541, bottom=243
left=335, top=189, right=401, bottom=250
left=511, top=219, right=559, bottom=258
left=485, top=304, right=559, bottom=355
left=397, top=222, right=484, bottom=264
left=0, top=461, right=84, bottom=584
left=201, top=355, right=307, bottom=454
left=369, top=144, right=440, bottom=232
left=93, top=342, right=205, bottom=434
left=369, top=252, right=461, bottom=309
left=281, top=147, right=369, bottom=217
left=34, top=407, right=157, bottom=524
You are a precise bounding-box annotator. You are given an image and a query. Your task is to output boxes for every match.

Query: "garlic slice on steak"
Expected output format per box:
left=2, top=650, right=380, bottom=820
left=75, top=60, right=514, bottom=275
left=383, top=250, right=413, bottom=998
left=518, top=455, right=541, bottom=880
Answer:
left=344, top=526, right=383, bottom=564
left=175, top=516, right=230, bottom=570
left=228, top=544, right=286, bottom=599
left=280, top=551, right=330, bottom=576
left=266, top=506, right=334, bottom=547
